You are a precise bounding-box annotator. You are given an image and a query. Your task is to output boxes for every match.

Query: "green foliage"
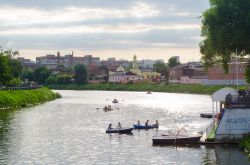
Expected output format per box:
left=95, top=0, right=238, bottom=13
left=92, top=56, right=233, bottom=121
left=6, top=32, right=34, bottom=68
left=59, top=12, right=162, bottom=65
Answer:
left=0, top=53, right=11, bottom=85
left=154, top=61, right=169, bottom=75
left=127, top=80, right=133, bottom=84
left=0, top=87, right=61, bottom=109
left=46, top=74, right=72, bottom=84
left=239, top=135, right=250, bottom=157
left=97, top=65, right=109, bottom=82
left=0, top=53, right=23, bottom=86
left=21, top=69, right=34, bottom=81
left=168, top=57, right=180, bottom=68
left=200, top=0, right=250, bottom=72
left=5, top=78, right=21, bottom=87
left=8, top=58, right=23, bottom=78
left=34, top=67, right=52, bottom=84
left=74, top=64, right=88, bottom=84
left=245, top=63, right=250, bottom=84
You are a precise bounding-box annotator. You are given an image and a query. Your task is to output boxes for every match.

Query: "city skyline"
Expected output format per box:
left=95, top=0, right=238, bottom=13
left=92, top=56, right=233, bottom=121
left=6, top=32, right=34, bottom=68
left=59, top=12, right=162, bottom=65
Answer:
left=0, top=0, right=209, bottom=62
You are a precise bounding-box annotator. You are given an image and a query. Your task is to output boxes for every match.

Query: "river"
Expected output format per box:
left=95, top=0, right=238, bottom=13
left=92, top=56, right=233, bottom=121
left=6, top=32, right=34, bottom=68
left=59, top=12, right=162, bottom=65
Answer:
left=0, top=90, right=249, bottom=165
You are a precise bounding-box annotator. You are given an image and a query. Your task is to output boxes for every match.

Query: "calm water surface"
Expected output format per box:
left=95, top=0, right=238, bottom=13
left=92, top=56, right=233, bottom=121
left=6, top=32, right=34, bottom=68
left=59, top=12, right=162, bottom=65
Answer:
left=0, top=90, right=249, bottom=165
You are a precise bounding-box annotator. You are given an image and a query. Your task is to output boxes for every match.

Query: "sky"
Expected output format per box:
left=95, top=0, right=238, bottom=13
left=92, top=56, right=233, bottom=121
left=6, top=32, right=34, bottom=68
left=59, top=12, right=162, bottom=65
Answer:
left=0, top=0, right=209, bottom=62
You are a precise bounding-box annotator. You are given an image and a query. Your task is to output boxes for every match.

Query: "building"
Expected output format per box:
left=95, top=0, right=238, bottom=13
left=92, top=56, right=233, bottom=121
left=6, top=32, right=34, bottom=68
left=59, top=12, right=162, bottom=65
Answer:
left=36, top=52, right=101, bottom=70
left=109, top=66, right=141, bottom=83
left=17, top=57, right=41, bottom=70
left=130, top=55, right=161, bottom=80
left=36, top=54, right=58, bottom=69
left=202, top=61, right=248, bottom=85
left=169, top=62, right=207, bottom=84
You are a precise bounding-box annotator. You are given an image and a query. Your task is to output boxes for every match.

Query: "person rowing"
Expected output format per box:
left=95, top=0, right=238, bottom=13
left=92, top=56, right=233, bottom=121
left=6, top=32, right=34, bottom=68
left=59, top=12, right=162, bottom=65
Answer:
left=108, top=123, right=112, bottom=130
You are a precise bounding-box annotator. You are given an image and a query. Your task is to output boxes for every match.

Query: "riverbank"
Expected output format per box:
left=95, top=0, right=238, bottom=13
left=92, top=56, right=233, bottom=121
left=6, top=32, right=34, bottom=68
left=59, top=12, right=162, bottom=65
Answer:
left=47, top=83, right=243, bottom=95
left=239, top=135, right=250, bottom=158
left=0, top=87, right=61, bottom=109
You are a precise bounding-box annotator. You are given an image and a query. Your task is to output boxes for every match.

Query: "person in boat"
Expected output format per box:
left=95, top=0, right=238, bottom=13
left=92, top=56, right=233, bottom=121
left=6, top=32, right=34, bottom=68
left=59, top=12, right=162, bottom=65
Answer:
left=108, top=123, right=112, bottom=130
left=137, top=120, right=140, bottom=126
left=154, top=120, right=159, bottom=128
left=145, top=120, right=149, bottom=127
left=117, top=122, right=122, bottom=128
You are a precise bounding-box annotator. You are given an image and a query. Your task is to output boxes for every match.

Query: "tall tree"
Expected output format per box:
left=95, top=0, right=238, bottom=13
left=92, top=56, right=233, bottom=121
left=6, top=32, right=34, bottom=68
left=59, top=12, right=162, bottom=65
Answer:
left=153, top=61, right=169, bottom=81
left=168, top=57, right=180, bottom=68
left=21, top=69, right=34, bottom=82
left=8, top=58, right=23, bottom=78
left=34, top=67, right=52, bottom=84
left=74, top=64, right=88, bottom=84
left=200, top=0, right=250, bottom=72
left=0, top=53, right=11, bottom=85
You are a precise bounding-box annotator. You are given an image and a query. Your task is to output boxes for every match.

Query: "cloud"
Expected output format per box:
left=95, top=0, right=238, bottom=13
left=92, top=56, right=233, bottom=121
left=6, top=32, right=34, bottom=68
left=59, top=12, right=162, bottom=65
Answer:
left=0, top=0, right=209, bottom=61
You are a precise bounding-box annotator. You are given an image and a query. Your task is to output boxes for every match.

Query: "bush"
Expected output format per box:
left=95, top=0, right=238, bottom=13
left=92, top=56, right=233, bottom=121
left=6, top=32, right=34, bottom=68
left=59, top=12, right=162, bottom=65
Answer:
left=127, top=80, right=134, bottom=84
left=5, top=78, right=21, bottom=87
left=46, top=74, right=72, bottom=85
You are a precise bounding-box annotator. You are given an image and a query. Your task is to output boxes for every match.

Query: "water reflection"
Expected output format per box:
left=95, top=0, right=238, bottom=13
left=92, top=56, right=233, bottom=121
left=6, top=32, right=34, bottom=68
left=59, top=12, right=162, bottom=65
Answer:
left=0, top=90, right=249, bottom=164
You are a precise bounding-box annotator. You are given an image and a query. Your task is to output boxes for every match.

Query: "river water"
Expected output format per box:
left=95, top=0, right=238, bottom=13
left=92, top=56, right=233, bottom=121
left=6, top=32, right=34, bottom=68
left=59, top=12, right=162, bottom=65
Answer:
left=0, top=90, right=249, bottom=165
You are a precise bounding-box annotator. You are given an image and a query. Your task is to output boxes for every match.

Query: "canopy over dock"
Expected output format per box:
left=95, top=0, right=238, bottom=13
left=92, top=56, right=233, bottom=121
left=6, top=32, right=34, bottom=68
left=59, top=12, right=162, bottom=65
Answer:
left=211, top=87, right=238, bottom=113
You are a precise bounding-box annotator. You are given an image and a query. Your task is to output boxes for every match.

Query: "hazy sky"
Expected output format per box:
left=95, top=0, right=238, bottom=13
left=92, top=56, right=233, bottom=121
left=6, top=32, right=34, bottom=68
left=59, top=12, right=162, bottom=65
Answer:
left=0, top=0, right=209, bottom=62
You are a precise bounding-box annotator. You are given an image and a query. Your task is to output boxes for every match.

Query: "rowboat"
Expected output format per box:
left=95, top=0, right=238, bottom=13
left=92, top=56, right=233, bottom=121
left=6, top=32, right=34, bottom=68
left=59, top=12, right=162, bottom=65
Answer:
left=106, top=127, right=133, bottom=134
left=103, top=105, right=113, bottom=111
left=200, top=113, right=214, bottom=118
left=134, top=124, right=158, bottom=129
left=152, top=134, right=202, bottom=145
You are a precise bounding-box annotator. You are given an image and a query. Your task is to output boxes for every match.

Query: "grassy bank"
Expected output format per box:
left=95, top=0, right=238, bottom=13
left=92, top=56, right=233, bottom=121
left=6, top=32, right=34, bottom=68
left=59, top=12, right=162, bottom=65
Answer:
left=239, top=135, right=250, bottom=158
left=0, top=87, right=61, bottom=109
left=47, top=83, right=244, bottom=95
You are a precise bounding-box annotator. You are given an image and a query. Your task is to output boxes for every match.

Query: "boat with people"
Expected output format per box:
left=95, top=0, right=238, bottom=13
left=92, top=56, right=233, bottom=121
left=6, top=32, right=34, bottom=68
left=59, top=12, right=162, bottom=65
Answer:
left=133, top=124, right=158, bottom=129
left=152, top=134, right=202, bottom=145
left=103, top=105, right=113, bottom=111
left=134, top=120, right=159, bottom=129
left=106, top=122, right=133, bottom=134
left=112, top=99, right=118, bottom=103
left=106, top=127, right=133, bottom=134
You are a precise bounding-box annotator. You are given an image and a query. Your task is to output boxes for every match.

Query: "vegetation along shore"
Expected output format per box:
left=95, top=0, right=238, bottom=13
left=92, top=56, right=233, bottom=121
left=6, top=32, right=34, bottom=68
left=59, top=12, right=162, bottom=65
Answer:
left=47, top=83, right=245, bottom=95
left=0, top=87, right=61, bottom=109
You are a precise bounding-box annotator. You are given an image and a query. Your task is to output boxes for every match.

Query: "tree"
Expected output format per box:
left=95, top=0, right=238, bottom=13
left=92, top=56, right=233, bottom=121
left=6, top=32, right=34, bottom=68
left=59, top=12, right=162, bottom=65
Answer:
left=21, top=69, right=34, bottom=82
left=153, top=61, right=169, bottom=82
left=34, top=67, right=52, bottom=84
left=245, top=62, right=250, bottom=84
left=74, top=64, right=88, bottom=84
left=168, top=57, right=180, bottom=68
left=97, top=65, right=109, bottom=82
left=8, top=58, right=23, bottom=78
left=200, top=0, right=250, bottom=72
left=0, top=52, right=23, bottom=86
left=0, top=53, right=11, bottom=85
